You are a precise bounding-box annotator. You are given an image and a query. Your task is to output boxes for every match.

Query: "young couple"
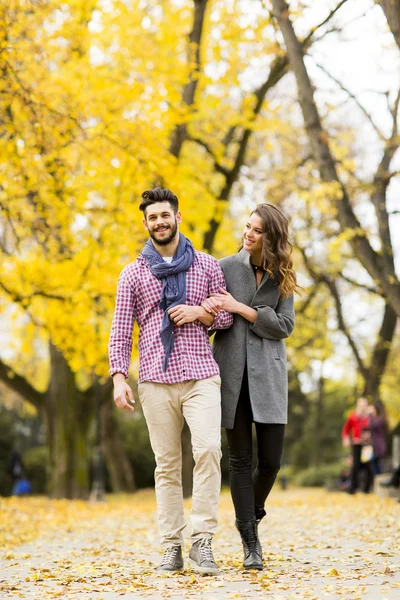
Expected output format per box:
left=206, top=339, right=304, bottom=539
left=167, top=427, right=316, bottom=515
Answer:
left=109, top=187, right=300, bottom=575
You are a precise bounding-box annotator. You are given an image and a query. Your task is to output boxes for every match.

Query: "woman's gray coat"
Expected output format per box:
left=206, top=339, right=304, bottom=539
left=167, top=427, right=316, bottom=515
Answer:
left=212, top=249, right=295, bottom=429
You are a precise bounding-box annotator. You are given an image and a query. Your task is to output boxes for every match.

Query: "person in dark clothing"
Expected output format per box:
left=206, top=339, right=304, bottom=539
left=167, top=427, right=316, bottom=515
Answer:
left=342, top=398, right=374, bottom=494
left=7, top=449, right=31, bottom=496
left=8, top=450, right=24, bottom=484
left=380, top=465, right=400, bottom=489
left=369, top=400, right=389, bottom=475
left=203, top=204, right=301, bottom=570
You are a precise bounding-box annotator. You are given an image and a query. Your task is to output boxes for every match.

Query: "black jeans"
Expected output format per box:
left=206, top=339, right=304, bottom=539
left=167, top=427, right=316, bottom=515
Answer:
left=350, top=445, right=374, bottom=493
left=225, top=372, right=285, bottom=522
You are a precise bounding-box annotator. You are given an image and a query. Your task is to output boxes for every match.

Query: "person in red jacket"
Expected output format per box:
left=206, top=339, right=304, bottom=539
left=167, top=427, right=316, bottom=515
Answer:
left=342, top=397, right=374, bottom=494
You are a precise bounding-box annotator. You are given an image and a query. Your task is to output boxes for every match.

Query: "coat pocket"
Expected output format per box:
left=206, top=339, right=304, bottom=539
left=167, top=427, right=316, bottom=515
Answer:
left=270, top=340, right=281, bottom=360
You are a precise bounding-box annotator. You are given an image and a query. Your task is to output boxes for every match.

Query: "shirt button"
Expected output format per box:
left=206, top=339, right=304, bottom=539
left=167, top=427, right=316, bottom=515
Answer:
left=251, top=366, right=255, bottom=371
left=248, top=340, right=253, bottom=345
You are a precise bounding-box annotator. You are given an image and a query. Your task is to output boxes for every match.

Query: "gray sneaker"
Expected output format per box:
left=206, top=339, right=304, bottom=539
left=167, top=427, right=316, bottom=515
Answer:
left=155, top=545, right=184, bottom=573
left=188, top=538, right=219, bottom=575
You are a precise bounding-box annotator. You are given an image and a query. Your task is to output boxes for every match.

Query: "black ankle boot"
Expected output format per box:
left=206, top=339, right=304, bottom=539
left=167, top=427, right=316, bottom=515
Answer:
left=235, top=519, right=263, bottom=570
left=255, top=505, right=266, bottom=524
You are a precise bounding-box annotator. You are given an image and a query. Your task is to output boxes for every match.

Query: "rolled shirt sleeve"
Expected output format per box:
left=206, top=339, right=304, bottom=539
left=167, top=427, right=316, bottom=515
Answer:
left=108, top=268, right=136, bottom=377
left=250, top=293, right=294, bottom=340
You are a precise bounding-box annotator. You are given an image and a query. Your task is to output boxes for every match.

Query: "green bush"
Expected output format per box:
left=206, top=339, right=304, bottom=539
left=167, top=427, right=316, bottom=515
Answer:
left=23, top=446, right=48, bottom=494
left=293, top=462, right=345, bottom=487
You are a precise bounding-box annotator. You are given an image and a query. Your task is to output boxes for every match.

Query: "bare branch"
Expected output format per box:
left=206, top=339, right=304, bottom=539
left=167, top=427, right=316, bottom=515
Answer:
left=0, top=280, right=66, bottom=303
left=271, top=0, right=400, bottom=317
left=339, top=274, right=383, bottom=296
left=302, top=0, right=350, bottom=46
left=314, top=62, right=385, bottom=140
left=296, top=283, right=320, bottom=314
left=0, top=359, right=45, bottom=408
left=169, top=0, right=209, bottom=158
left=187, top=136, right=230, bottom=177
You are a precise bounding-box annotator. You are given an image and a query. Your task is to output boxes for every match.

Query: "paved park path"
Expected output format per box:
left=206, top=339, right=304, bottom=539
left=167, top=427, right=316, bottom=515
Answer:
left=1, top=488, right=399, bottom=599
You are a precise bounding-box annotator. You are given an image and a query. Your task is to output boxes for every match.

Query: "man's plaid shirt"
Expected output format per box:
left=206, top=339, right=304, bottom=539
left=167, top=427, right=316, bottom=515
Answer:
left=109, top=250, right=233, bottom=383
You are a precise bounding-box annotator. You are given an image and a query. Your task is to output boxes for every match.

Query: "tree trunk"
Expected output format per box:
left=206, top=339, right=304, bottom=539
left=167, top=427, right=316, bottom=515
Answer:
left=301, top=255, right=398, bottom=407
left=362, top=304, right=397, bottom=402
left=100, top=394, right=136, bottom=493
left=379, top=0, right=400, bottom=50
left=44, top=343, right=92, bottom=499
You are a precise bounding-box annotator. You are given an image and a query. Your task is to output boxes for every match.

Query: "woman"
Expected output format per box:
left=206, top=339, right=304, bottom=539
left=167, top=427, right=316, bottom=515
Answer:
left=203, top=204, right=301, bottom=570
left=369, top=400, right=389, bottom=475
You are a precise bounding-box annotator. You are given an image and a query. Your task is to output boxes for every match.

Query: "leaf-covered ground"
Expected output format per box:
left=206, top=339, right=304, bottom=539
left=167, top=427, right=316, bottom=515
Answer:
left=0, top=488, right=399, bottom=599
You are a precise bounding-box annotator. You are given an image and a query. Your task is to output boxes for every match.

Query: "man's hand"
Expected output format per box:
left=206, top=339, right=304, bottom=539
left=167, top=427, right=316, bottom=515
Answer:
left=113, top=373, right=135, bottom=412
left=343, top=437, right=350, bottom=448
left=168, top=304, right=201, bottom=326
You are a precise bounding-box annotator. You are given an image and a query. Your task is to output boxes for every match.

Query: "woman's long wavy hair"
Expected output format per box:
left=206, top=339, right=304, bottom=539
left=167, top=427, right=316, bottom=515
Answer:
left=239, top=203, right=303, bottom=299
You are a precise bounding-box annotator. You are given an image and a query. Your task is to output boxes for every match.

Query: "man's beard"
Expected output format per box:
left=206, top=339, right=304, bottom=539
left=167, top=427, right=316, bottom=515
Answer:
left=149, top=219, right=178, bottom=246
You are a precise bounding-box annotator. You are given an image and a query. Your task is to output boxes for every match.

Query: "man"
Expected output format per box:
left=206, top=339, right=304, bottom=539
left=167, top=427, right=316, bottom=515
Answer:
left=109, top=187, right=232, bottom=575
left=342, top=397, right=374, bottom=494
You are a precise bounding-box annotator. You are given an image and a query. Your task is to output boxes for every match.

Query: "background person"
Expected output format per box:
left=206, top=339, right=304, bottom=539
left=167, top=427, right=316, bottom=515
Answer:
left=369, top=400, right=389, bottom=475
left=342, top=397, right=374, bottom=494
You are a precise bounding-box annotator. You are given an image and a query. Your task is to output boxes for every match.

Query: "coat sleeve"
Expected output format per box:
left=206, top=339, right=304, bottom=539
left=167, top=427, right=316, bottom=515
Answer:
left=250, top=293, right=295, bottom=340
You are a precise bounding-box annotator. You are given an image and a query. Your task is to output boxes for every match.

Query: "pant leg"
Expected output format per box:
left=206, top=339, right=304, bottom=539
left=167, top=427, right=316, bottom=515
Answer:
left=350, top=445, right=362, bottom=492
left=372, top=456, right=382, bottom=476
left=362, top=460, right=374, bottom=493
left=393, top=465, right=400, bottom=487
left=225, top=374, right=255, bottom=522
left=138, top=381, right=185, bottom=548
left=253, top=422, right=285, bottom=513
left=181, top=376, right=222, bottom=543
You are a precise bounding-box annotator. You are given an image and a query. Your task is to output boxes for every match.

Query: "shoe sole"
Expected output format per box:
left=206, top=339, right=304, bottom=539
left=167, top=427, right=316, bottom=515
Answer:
left=155, top=564, right=184, bottom=573
left=244, top=564, right=263, bottom=570
left=188, top=558, right=219, bottom=576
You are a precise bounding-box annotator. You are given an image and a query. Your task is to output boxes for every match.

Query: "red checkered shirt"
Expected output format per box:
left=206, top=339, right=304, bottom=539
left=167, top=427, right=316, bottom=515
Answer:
left=109, top=250, right=233, bottom=383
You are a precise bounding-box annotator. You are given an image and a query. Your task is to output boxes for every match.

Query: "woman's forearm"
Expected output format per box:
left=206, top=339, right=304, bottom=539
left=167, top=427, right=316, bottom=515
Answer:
left=234, top=302, right=258, bottom=324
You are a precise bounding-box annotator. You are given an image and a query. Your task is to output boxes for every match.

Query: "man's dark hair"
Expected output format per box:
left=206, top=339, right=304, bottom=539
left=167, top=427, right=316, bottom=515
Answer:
left=139, top=187, right=179, bottom=214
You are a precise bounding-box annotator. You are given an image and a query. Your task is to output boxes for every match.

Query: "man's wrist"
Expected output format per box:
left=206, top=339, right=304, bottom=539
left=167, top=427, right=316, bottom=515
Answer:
left=113, top=372, right=126, bottom=384
left=197, top=306, right=214, bottom=325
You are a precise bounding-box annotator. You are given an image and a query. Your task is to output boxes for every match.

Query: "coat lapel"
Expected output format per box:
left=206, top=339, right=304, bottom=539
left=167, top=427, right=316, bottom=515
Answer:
left=237, top=249, right=271, bottom=305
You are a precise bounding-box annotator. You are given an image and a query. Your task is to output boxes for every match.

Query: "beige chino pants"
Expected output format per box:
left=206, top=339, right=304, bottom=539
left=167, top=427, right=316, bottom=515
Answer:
left=138, top=376, right=222, bottom=548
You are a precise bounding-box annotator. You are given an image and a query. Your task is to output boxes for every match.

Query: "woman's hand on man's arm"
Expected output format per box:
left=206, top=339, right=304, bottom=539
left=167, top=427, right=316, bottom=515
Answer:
left=208, top=288, right=258, bottom=323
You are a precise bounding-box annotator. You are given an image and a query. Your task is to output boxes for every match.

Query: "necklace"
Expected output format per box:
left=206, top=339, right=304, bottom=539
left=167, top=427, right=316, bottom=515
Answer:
left=251, top=263, right=265, bottom=272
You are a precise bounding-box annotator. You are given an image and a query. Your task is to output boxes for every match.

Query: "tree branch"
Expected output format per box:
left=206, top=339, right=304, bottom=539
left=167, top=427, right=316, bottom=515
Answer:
left=187, top=136, right=230, bottom=177
left=0, top=359, right=45, bottom=409
left=339, top=274, right=383, bottom=296
left=202, top=0, right=350, bottom=252
left=271, top=0, right=400, bottom=317
left=0, top=280, right=66, bottom=303
left=378, top=0, right=400, bottom=50
left=169, top=0, right=208, bottom=158
left=314, top=62, right=385, bottom=140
